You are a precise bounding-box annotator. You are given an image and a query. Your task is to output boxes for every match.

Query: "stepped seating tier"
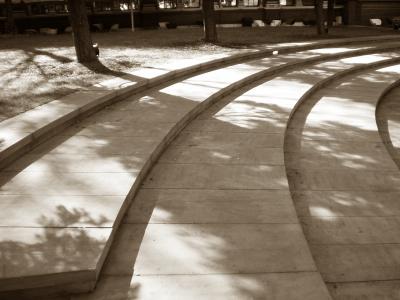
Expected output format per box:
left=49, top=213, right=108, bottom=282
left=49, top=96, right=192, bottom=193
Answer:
left=75, top=52, right=400, bottom=300
left=285, top=58, right=400, bottom=298
left=1, top=37, right=400, bottom=299
left=1, top=35, right=400, bottom=171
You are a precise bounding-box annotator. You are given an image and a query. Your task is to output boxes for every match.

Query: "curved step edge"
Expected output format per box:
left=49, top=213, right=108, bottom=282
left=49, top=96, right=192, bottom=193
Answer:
left=88, top=52, right=400, bottom=300
left=376, top=78, right=400, bottom=170
left=1, top=43, right=400, bottom=299
left=283, top=56, right=400, bottom=298
left=1, top=35, right=399, bottom=172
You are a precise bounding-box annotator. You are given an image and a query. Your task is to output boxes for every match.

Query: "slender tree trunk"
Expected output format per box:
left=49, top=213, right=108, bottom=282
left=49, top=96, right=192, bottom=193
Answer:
left=327, top=0, right=334, bottom=29
left=202, top=0, right=218, bottom=43
left=5, top=0, right=15, bottom=34
left=67, top=0, right=97, bottom=63
left=314, top=0, right=325, bottom=35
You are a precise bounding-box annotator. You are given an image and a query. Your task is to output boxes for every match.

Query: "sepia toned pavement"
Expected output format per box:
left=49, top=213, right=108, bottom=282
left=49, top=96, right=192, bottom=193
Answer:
left=1, top=37, right=400, bottom=299
left=286, top=64, right=400, bottom=299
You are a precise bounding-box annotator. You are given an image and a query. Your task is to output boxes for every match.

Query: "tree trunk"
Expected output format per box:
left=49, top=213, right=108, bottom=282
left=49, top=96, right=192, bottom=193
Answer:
left=5, top=0, right=15, bottom=34
left=202, top=0, right=218, bottom=43
left=314, top=0, right=325, bottom=35
left=327, top=0, right=335, bottom=29
left=67, top=0, right=97, bottom=63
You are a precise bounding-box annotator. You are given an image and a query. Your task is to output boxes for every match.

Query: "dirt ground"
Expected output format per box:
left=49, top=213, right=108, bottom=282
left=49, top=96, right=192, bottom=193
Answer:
left=0, top=25, right=398, bottom=122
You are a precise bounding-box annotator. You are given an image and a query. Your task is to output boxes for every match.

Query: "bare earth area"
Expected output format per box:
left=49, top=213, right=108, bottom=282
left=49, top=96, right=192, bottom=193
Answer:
left=0, top=25, right=398, bottom=122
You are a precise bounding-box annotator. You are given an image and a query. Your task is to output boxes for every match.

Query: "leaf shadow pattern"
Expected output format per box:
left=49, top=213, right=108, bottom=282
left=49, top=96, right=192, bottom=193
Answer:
left=0, top=204, right=110, bottom=281
left=284, top=63, right=400, bottom=298
left=3, top=51, right=399, bottom=300
left=69, top=59, right=344, bottom=300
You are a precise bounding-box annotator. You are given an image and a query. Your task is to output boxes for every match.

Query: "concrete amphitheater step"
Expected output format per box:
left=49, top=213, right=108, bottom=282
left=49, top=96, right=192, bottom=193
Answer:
left=0, top=35, right=399, bottom=172
left=1, top=39, right=400, bottom=299
left=377, top=84, right=400, bottom=170
left=62, top=55, right=400, bottom=300
left=285, top=59, right=400, bottom=298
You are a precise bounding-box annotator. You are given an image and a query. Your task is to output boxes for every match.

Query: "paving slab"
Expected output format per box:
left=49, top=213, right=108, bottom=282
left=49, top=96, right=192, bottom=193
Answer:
left=125, top=193, right=297, bottom=224
left=124, top=188, right=294, bottom=223
left=160, top=145, right=284, bottom=165
left=4, top=153, right=144, bottom=173
left=287, top=168, right=400, bottom=191
left=143, top=163, right=288, bottom=190
left=28, top=135, right=159, bottom=156
left=285, top=149, right=398, bottom=170
left=303, top=216, right=400, bottom=244
left=172, top=131, right=285, bottom=148
left=312, top=244, right=400, bottom=282
left=0, top=227, right=111, bottom=278
left=0, top=171, right=136, bottom=196
left=183, top=118, right=287, bottom=133
left=328, top=280, right=400, bottom=300
left=61, top=121, right=176, bottom=138
left=0, top=195, right=124, bottom=227
left=293, top=191, right=400, bottom=217
left=134, top=223, right=315, bottom=275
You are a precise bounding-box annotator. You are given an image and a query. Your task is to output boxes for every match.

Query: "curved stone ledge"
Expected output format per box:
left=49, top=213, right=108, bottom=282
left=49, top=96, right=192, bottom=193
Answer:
left=1, top=35, right=399, bottom=172
left=76, top=48, right=400, bottom=300
left=284, top=55, right=400, bottom=298
left=1, top=38, right=400, bottom=298
left=376, top=79, right=400, bottom=170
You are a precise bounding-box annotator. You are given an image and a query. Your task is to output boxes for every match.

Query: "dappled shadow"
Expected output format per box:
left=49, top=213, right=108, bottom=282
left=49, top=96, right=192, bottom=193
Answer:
left=72, top=83, right=313, bottom=300
left=284, top=59, right=400, bottom=294
left=38, top=205, right=110, bottom=227
left=0, top=205, right=110, bottom=284
left=2, top=55, right=287, bottom=298
left=2, top=45, right=400, bottom=299
left=68, top=47, right=398, bottom=300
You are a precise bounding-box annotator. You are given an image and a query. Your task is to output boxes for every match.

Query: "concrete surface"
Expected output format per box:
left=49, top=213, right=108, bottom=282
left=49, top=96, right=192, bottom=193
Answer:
left=2, top=39, right=400, bottom=298
left=286, top=60, right=400, bottom=298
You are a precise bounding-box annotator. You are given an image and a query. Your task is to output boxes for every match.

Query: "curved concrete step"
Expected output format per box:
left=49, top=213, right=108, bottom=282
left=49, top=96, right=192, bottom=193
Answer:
left=0, top=36, right=399, bottom=171
left=285, top=59, right=400, bottom=298
left=376, top=82, right=400, bottom=170
left=1, top=42, right=400, bottom=298
left=64, top=56, right=400, bottom=299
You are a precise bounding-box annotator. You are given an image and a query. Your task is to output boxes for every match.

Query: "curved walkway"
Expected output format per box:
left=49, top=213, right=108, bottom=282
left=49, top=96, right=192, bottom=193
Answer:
left=73, top=53, right=400, bottom=299
left=1, top=40, right=400, bottom=299
left=285, top=62, right=400, bottom=298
